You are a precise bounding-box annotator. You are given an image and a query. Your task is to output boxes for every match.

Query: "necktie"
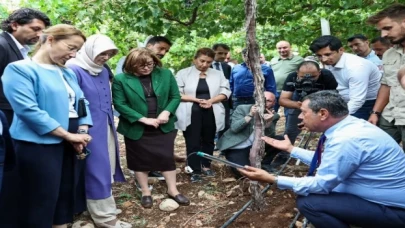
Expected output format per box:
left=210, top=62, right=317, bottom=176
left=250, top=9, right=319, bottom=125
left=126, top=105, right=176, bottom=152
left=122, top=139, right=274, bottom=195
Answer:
left=214, top=62, right=220, bottom=71
left=307, top=134, right=326, bottom=176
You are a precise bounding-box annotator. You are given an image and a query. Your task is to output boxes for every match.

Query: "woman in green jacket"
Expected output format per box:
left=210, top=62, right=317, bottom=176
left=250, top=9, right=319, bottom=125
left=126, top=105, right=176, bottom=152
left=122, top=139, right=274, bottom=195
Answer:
left=112, top=48, right=189, bottom=208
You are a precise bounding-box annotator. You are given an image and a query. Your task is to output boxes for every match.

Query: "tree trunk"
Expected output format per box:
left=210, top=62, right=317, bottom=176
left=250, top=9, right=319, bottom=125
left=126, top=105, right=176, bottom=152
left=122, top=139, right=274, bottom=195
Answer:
left=245, top=0, right=265, bottom=211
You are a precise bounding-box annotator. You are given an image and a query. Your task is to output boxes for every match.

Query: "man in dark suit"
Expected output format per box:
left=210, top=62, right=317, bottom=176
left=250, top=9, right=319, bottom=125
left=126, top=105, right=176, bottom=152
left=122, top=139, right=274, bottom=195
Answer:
left=0, top=8, right=50, bottom=226
left=211, top=43, right=232, bottom=140
left=0, top=8, right=50, bottom=123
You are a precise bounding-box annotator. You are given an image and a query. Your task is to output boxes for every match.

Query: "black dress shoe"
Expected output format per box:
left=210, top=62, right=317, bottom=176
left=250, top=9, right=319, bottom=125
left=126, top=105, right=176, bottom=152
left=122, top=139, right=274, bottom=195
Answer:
left=202, top=169, right=215, bottom=177
left=190, top=174, right=202, bottom=183
left=168, top=193, right=190, bottom=206
left=141, top=196, right=153, bottom=208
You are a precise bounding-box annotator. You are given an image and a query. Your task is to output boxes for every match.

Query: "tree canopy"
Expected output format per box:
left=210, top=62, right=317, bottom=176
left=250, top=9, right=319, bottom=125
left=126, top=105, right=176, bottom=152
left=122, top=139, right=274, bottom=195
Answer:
left=5, top=0, right=401, bottom=71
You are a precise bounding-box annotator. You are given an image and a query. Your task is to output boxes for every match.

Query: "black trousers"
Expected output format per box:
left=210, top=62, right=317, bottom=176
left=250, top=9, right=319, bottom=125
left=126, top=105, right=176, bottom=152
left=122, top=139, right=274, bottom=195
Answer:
left=184, top=105, right=216, bottom=174
left=297, top=192, right=405, bottom=228
left=0, top=119, right=86, bottom=227
left=0, top=109, right=13, bottom=125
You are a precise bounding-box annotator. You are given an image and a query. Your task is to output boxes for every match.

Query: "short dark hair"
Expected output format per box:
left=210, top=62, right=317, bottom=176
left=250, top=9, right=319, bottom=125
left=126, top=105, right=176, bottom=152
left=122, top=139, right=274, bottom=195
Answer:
left=347, top=34, right=368, bottom=42
left=367, top=4, right=405, bottom=25
left=309, top=35, right=343, bottom=53
left=146, top=36, right=172, bottom=47
left=212, top=43, right=230, bottom=51
left=371, top=37, right=391, bottom=47
left=194, top=48, right=215, bottom=59
left=303, top=91, right=349, bottom=118
left=297, top=60, right=320, bottom=71
left=241, top=48, right=247, bottom=55
left=1, top=8, right=51, bottom=32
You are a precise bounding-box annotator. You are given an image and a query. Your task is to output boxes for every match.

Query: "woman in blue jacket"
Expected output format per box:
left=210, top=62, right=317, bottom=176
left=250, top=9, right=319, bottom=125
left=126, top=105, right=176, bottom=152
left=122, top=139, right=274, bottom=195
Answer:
left=2, top=24, right=92, bottom=228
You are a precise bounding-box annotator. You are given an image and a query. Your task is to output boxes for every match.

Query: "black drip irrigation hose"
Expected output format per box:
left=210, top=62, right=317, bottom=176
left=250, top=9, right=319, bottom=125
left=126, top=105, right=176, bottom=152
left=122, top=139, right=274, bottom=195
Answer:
left=221, top=131, right=314, bottom=228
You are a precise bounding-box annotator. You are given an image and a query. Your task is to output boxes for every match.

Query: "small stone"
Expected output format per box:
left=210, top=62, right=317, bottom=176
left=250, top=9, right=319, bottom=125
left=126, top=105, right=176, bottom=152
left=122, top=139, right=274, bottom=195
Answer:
left=284, top=213, right=294, bottom=218
left=295, top=221, right=303, bottom=228
left=222, top=177, right=236, bottom=183
left=266, top=190, right=274, bottom=196
left=198, top=190, right=206, bottom=197
left=195, top=219, right=203, bottom=226
left=190, top=202, right=196, bottom=206
left=159, top=199, right=179, bottom=212
left=72, top=221, right=95, bottom=228
left=228, top=201, right=235, bottom=205
left=121, top=201, right=133, bottom=209
left=288, top=193, right=292, bottom=198
left=169, top=213, right=177, bottom=216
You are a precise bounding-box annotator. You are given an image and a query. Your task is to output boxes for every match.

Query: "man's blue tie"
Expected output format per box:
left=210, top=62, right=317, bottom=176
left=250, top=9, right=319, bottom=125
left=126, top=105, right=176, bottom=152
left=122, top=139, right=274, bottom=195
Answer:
left=307, top=134, right=326, bottom=176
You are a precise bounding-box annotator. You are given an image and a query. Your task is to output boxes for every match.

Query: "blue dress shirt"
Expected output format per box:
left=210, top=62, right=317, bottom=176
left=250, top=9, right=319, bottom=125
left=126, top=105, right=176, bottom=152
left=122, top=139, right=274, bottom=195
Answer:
left=277, top=115, right=405, bottom=209
left=229, top=63, right=277, bottom=97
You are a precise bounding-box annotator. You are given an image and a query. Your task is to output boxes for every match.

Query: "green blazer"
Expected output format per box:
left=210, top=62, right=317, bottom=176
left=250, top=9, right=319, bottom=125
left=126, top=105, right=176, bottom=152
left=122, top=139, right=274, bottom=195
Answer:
left=216, top=104, right=279, bottom=151
left=112, top=67, right=181, bottom=140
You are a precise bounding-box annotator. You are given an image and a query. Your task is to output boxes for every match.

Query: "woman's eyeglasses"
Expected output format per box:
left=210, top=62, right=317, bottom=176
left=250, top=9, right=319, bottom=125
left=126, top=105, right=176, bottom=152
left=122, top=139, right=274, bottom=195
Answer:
left=139, top=62, right=155, bottom=69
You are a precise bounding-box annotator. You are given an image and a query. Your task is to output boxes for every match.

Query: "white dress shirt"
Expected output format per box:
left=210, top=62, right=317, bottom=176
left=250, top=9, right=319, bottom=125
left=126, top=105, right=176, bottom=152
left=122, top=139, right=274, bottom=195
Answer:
left=6, top=32, right=30, bottom=59
left=326, top=53, right=381, bottom=114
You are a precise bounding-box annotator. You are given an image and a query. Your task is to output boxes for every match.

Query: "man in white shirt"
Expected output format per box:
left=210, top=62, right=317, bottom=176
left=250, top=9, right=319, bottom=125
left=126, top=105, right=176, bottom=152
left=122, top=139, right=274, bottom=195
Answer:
left=347, top=34, right=383, bottom=72
left=309, top=35, right=381, bottom=120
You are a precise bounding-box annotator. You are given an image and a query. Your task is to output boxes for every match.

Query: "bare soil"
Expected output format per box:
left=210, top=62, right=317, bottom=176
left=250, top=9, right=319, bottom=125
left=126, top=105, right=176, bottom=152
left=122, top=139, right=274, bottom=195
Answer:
left=73, top=113, right=319, bottom=228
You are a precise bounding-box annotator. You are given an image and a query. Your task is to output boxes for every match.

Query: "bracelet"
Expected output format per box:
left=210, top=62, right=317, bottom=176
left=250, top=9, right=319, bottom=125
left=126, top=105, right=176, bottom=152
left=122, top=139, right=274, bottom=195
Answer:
left=77, top=129, right=88, bottom=134
left=247, top=114, right=253, bottom=118
left=370, top=110, right=381, bottom=116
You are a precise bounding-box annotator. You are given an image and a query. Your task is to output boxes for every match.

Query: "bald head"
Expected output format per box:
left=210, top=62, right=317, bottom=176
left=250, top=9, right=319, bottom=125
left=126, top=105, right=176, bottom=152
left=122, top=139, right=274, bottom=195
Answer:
left=264, top=91, right=276, bottom=109
left=276, top=41, right=292, bottom=58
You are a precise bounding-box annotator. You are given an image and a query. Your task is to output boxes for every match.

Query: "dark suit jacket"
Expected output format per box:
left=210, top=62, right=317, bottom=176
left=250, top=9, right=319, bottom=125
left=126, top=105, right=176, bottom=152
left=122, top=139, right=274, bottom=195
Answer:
left=211, top=62, right=231, bottom=79
left=211, top=62, right=233, bottom=109
left=0, top=110, right=14, bottom=192
left=112, top=67, right=181, bottom=140
left=0, top=32, right=24, bottom=110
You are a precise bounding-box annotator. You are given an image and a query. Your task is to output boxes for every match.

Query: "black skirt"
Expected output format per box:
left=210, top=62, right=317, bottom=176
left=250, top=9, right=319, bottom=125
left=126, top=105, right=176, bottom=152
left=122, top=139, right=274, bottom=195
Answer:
left=125, top=127, right=176, bottom=172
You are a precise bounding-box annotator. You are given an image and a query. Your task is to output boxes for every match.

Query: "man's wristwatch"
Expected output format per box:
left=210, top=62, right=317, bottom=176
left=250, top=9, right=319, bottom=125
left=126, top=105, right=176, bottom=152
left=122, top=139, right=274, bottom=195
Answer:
left=370, top=110, right=381, bottom=116
left=77, top=129, right=88, bottom=134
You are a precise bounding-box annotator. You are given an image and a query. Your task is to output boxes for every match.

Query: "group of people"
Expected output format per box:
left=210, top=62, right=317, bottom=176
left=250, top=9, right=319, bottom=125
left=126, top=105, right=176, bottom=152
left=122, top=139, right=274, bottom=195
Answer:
left=1, top=3, right=405, bottom=228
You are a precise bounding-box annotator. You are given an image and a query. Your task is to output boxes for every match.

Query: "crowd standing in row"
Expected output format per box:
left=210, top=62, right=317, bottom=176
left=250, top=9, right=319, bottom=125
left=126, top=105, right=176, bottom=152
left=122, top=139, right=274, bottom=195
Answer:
left=0, top=3, right=405, bottom=228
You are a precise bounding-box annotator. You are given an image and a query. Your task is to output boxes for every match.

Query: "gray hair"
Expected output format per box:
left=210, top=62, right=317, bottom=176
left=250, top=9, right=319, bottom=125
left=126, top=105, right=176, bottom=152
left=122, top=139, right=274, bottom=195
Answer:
left=303, top=91, right=349, bottom=118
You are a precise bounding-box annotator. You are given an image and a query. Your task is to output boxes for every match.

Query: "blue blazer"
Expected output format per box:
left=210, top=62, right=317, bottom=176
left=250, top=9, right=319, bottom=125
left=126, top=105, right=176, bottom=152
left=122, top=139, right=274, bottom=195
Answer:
left=2, top=60, right=93, bottom=144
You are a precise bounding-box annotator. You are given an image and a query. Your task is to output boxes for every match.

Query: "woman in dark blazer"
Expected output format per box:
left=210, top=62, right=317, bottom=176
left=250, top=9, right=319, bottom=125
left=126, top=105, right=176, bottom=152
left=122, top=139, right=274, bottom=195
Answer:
left=112, top=47, right=189, bottom=208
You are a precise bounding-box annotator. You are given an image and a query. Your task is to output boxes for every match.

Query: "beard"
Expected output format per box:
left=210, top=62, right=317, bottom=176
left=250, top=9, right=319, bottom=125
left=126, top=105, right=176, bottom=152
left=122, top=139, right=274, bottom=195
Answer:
left=388, top=27, right=405, bottom=44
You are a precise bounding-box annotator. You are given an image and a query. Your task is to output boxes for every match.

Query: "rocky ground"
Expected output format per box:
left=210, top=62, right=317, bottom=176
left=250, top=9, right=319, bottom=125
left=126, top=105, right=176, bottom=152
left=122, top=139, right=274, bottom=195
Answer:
left=72, top=112, right=320, bottom=228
